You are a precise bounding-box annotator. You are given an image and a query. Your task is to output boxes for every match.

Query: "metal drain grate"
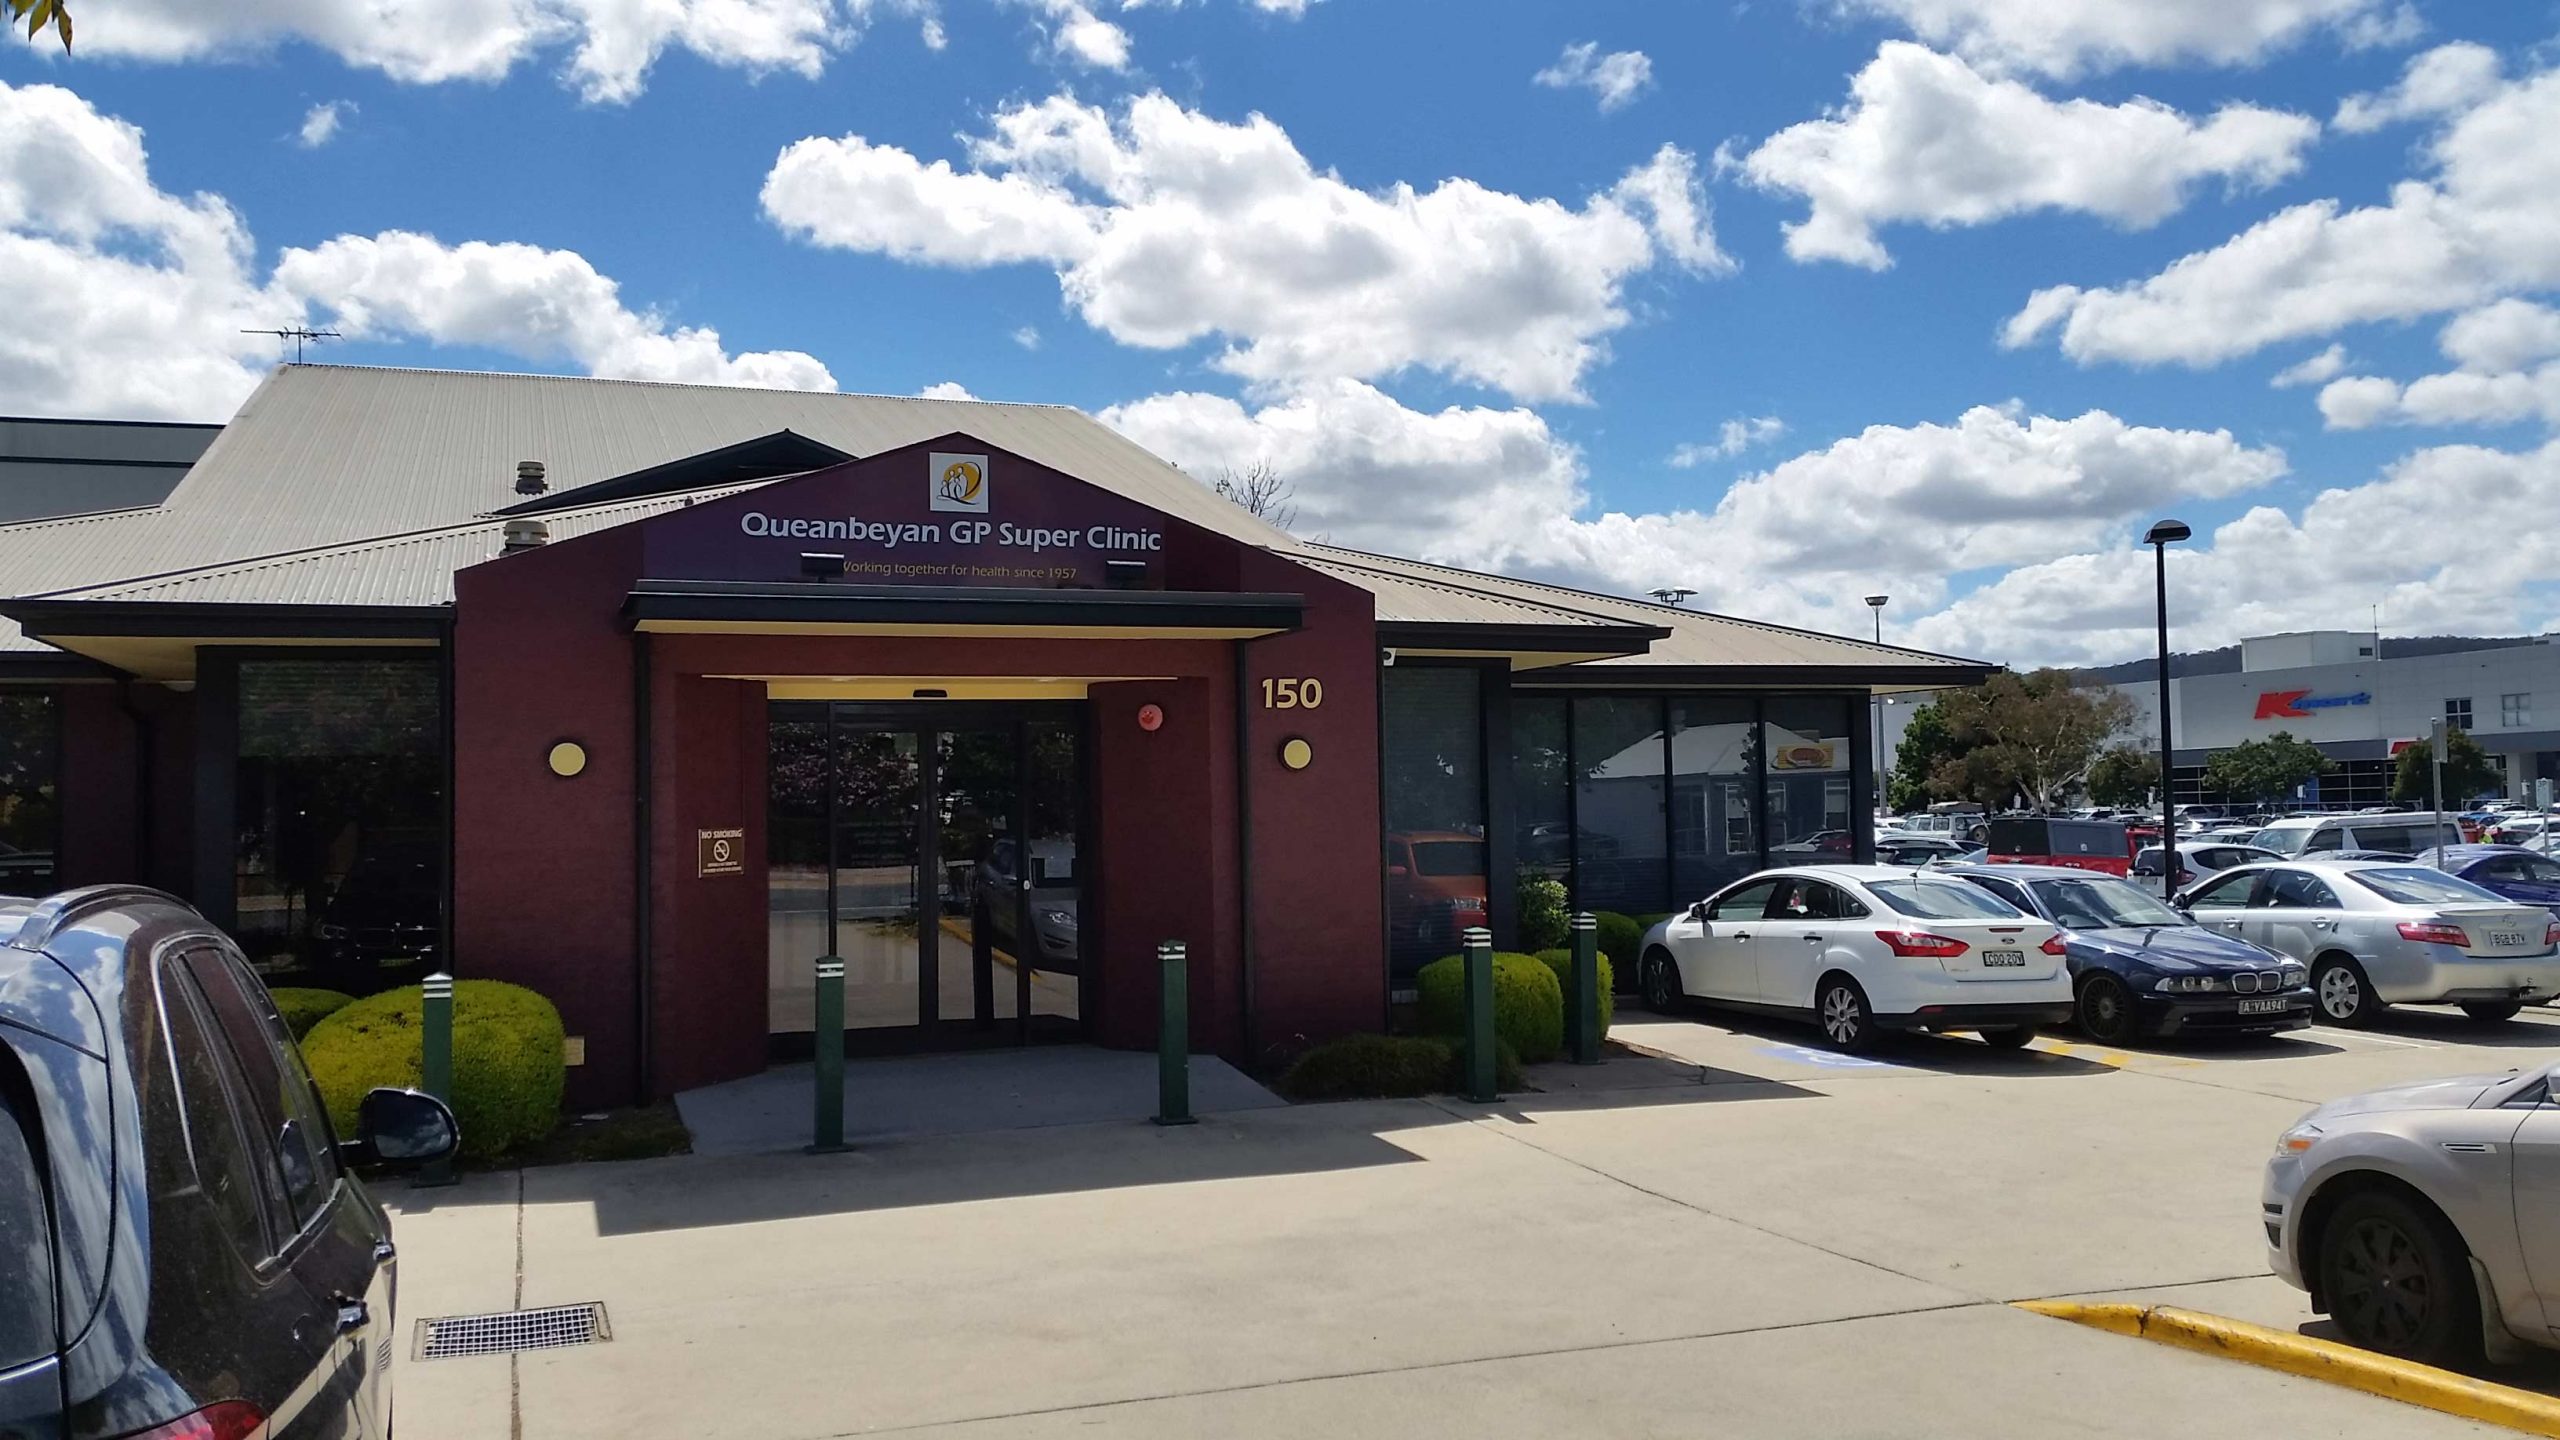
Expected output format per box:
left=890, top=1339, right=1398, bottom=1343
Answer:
left=414, top=1303, right=610, bottom=1360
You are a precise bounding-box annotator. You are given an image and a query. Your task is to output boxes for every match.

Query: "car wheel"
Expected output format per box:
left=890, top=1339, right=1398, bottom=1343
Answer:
left=2459, top=1000, right=2523, bottom=1024
left=1639, top=950, right=1684, bottom=1014
left=2312, top=954, right=2382, bottom=1027
left=1815, top=976, right=1877, bottom=1054
left=1979, top=1025, right=2037, bottom=1050
left=2076, top=973, right=2141, bottom=1046
left=2317, top=1188, right=2480, bottom=1367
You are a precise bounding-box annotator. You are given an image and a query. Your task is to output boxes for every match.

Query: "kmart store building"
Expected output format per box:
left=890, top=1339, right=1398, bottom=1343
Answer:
left=0, top=366, right=1989, bottom=1104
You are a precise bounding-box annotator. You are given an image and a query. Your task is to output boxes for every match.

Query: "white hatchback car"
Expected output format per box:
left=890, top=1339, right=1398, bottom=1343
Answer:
left=1637, top=866, right=2074, bottom=1052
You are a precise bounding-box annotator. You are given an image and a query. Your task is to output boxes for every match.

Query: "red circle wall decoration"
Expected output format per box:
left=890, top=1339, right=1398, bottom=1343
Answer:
left=1137, top=703, right=1165, bottom=732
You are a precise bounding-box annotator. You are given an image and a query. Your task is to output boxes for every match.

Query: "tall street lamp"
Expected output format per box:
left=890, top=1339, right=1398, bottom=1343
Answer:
left=1865, top=595, right=1889, bottom=816
left=2144, top=520, right=2192, bottom=895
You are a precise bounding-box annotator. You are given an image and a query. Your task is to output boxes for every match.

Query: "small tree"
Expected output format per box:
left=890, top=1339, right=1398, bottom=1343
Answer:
left=1211, top=461, right=1297, bottom=530
left=1887, top=701, right=1960, bottom=812
left=2202, top=732, right=2335, bottom=804
left=2085, top=746, right=2158, bottom=808
left=2391, top=728, right=2503, bottom=807
left=1923, top=669, right=2137, bottom=811
left=9, top=0, right=70, bottom=47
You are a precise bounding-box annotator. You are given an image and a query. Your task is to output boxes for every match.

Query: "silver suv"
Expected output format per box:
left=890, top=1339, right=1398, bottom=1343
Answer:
left=2265, top=1062, right=2560, bottom=1365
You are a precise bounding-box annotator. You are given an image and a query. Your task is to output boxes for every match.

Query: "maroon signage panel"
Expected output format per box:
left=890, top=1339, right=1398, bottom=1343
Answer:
left=643, top=445, right=1179, bottom=590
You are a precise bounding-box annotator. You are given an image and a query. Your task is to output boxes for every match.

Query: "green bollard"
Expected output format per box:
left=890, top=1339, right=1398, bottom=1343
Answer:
left=1571, top=912, right=1602, bottom=1065
left=414, top=971, right=456, bottom=1188
left=1155, top=941, right=1195, bottom=1126
left=1461, top=926, right=1497, bottom=1102
left=809, top=955, right=848, bottom=1154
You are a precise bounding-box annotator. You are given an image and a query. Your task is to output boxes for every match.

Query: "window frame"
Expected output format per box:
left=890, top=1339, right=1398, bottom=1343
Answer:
left=154, top=953, right=288, bottom=1268
left=170, top=944, right=341, bottom=1254
left=2502, top=692, right=2532, bottom=729
left=2255, top=869, right=2339, bottom=910
left=2446, top=698, right=2475, bottom=731
left=2185, top=871, right=2260, bottom=910
left=1709, top=878, right=1783, bottom=923
left=0, top=686, right=63, bottom=896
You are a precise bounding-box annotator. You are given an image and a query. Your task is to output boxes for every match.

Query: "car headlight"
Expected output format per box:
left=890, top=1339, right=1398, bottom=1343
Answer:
left=1038, top=907, right=1077, bottom=929
left=317, top=923, right=350, bottom=941
left=2280, top=964, right=2307, bottom=987
left=2152, top=974, right=2229, bottom=993
left=2276, top=1122, right=2323, bottom=1156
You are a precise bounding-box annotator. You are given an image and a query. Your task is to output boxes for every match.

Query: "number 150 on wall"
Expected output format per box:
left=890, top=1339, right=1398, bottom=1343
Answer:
left=1260, top=677, right=1325, bottom=709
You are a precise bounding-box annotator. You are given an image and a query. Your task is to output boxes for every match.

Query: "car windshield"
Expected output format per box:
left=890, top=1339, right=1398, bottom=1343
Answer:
left=2028, top=877, right=2186, bottom=930
left=1866, top=877, right=2023, bottom=920
left=1413, top=841, right=1485, bottom=877
left=2252, top=827, right=2310, bottom=855
left=2345, top=867, right=2509, bottom=906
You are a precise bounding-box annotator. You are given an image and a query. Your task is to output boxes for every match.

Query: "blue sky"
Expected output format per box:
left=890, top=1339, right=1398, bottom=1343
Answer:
left=5, top=0, right=2558, bottom=666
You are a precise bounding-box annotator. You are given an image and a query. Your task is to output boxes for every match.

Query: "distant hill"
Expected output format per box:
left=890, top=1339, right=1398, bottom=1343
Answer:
left=2072, top=635, right=2540, bottom=686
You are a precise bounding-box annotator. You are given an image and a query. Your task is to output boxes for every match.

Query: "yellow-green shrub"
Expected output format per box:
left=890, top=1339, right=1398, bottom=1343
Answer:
left=1276, top=1034, right=1522, bottom=1101
left=1530, top=949, right=1615, bottom=1032
left=302, top=980, right=564, bottom=1164
left=1415, top=951, right=1563, bottom=1063
left=1591, top=912, right=1646, bottom=969
left=269, top=987, right=356, bottom=1040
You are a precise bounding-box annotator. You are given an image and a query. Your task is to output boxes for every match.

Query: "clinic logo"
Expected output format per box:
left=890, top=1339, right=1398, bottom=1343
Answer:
left=929, top=452, right=990, bottom=514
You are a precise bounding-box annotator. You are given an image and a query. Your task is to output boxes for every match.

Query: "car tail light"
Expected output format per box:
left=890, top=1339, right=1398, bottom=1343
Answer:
left=2039, top=934, right=2068, bottom=956
left=117, top=1402, right=268, bottom=1440
left=2545, top=921, right=2560, bottom=948
left=2397, top=920, right=2471, bottom=947
left=1875, top=929, right=1969, bottom=958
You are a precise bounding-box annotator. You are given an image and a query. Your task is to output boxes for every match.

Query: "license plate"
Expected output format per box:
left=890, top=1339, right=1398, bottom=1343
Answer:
left=2490, top=931, right=2528, bottom=947
left=1980, top=950, right=2025, bottom=967
left=2237, top=997, right=2290, bottom=1015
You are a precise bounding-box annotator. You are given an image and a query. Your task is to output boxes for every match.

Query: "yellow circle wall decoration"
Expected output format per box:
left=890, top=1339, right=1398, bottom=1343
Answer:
left=1279, top=737, right=1314, bottom=771
left=547, top=741, right=588, bottom=778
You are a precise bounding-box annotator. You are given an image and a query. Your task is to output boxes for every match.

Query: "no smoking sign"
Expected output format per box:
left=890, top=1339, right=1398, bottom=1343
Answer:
left=697, top=828, right=745, bottom=877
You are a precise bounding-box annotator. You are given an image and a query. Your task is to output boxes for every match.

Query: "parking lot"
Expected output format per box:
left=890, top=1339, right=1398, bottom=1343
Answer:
left=386, top=1006, right=2560, bottom=1439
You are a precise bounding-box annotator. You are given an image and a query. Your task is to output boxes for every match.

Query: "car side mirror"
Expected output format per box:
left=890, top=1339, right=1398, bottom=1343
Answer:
left=340, top=1086, right=459, bottom=1169
left=1688, top=900, right=1709, bottom=922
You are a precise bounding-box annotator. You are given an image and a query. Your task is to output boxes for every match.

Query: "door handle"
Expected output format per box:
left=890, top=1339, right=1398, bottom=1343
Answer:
left=332, top=1295, right=370, bottom=1335
left=372, top=1239, right=396, bottom=1265
left=1802, top=934, right=1822, bottom=943
left=1734, top=932, right=1751, bottom=942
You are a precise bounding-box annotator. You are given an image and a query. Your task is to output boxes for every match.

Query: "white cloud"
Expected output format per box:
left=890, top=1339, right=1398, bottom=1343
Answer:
left=1534, top=41, right=1654, bottom=113
left=275, top=232, right=836, bottom=389
left=919, top=380, right=980, bottom=400
left=1669, top=415, right=1787, bottom=466
left=1904, top=438, right=2560, bottom=666
left=1735, top=43, right=2317, bottom=269
left=1005, top=0, right=1128, bottom=68
left=1831, top=0, right=2416, bottom=80
left=1011, top=325, right=1041, bottom=349
left=1104, top=382, right=2285, bottom=643
left=68, top=0, right=850, bottom=105
left=297, top=100, right=354, bottom=148
left=2005, top=57, right=2560, bottom=367
left=2333, top=40, right=2502, bottom=133
left=0, top=81, right=829, bottom=421
left=763, top=93, right=1729, bottom=403
left=2270, top=343, right=2348, bottom=387
left=2315, top=300, right=2560, bottom=431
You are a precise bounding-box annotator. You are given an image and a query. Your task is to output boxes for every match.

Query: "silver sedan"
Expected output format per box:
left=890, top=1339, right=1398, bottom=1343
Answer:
left=2176, top=860, right=2560, bottom=1026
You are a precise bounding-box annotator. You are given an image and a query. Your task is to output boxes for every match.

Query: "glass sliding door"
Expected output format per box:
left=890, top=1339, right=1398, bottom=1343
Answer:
left=767, top=702, right=1086, bottom=1051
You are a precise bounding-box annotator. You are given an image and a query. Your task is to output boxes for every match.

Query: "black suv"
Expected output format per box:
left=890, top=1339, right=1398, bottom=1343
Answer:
left=1, top=886, right=456, bottom=1440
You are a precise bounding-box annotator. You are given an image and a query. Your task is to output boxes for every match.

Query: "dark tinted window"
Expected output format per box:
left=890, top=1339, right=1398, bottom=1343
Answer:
left=2258, top=870, right=2339, bottom=909
left=1771, top=879, right=1863, bottom=920
left=182, top=948, right=336, bottom=1234
left=159, top=967, right=274, bottom=1260
left=0, top=1058, right=56, bottom=1367
left=0, top=690, right=58, bottom=896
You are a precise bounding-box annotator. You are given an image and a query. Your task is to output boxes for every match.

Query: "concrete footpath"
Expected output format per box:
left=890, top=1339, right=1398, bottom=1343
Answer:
left=384, top=1015, right=2560, bottom=1439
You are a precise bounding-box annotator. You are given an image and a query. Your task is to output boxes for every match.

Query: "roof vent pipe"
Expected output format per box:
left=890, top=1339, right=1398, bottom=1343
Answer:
left=502, top=518, right=550, bottom=553
left=516, top=460, right=548, bottom=495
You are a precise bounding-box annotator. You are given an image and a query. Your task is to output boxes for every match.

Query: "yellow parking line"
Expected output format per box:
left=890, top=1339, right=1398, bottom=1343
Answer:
left=2018, top=1302, right=2560, bottom=1437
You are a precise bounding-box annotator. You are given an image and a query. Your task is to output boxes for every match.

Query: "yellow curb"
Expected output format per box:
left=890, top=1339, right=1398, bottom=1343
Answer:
left=2018, top=1301, right=2560, bottom=1437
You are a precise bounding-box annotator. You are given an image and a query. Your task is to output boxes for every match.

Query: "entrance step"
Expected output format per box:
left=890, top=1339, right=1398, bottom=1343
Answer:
left=674, top=1047, right=1286, bottom=1156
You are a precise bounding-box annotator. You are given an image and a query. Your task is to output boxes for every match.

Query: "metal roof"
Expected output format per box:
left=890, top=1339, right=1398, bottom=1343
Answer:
left=0, top=365, right=1996, bottom=686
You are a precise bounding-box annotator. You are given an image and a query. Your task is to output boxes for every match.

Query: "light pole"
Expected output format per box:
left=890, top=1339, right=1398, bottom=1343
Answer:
left=1865, top=595, right=1889, bottom=817
left=2144, top=520, right=2192, bottom=896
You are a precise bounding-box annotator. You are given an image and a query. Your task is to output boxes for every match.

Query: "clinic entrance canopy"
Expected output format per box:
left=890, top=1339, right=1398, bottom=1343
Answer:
left=0, top=365, right=1994, bottom=1106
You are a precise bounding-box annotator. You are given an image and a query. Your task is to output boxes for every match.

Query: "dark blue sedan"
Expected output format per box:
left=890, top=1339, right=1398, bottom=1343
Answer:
left=2413, top=844, right=2560, bottom=918
left=1942, top=864, right=2312, bottom=1044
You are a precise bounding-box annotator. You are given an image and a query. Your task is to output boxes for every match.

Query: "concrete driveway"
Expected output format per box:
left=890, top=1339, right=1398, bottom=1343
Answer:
left=384, top=1007, right=2560, bottom=1438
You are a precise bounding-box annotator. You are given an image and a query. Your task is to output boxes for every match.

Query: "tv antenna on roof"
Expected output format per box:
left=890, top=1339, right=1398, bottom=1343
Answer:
left=242, top=325, right=342, bottom=363
left=1648, top=587, right=1697, bottom=607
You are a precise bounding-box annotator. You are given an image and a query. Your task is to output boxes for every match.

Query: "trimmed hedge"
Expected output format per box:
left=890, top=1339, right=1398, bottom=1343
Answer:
left=1515, top=874, right=1569, bottom=953
left=302, top=980, right=565, bottom=1164
left=1530, top=949, right=1615, bottom=1032
left=269, top=987, right=356, bottom=1040
left=1276, top=1033, right=1522, bottom=1101
left=1591, top=912, right=1645, bottom=969
left=1415, top=950, right=1563, bottom=1063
